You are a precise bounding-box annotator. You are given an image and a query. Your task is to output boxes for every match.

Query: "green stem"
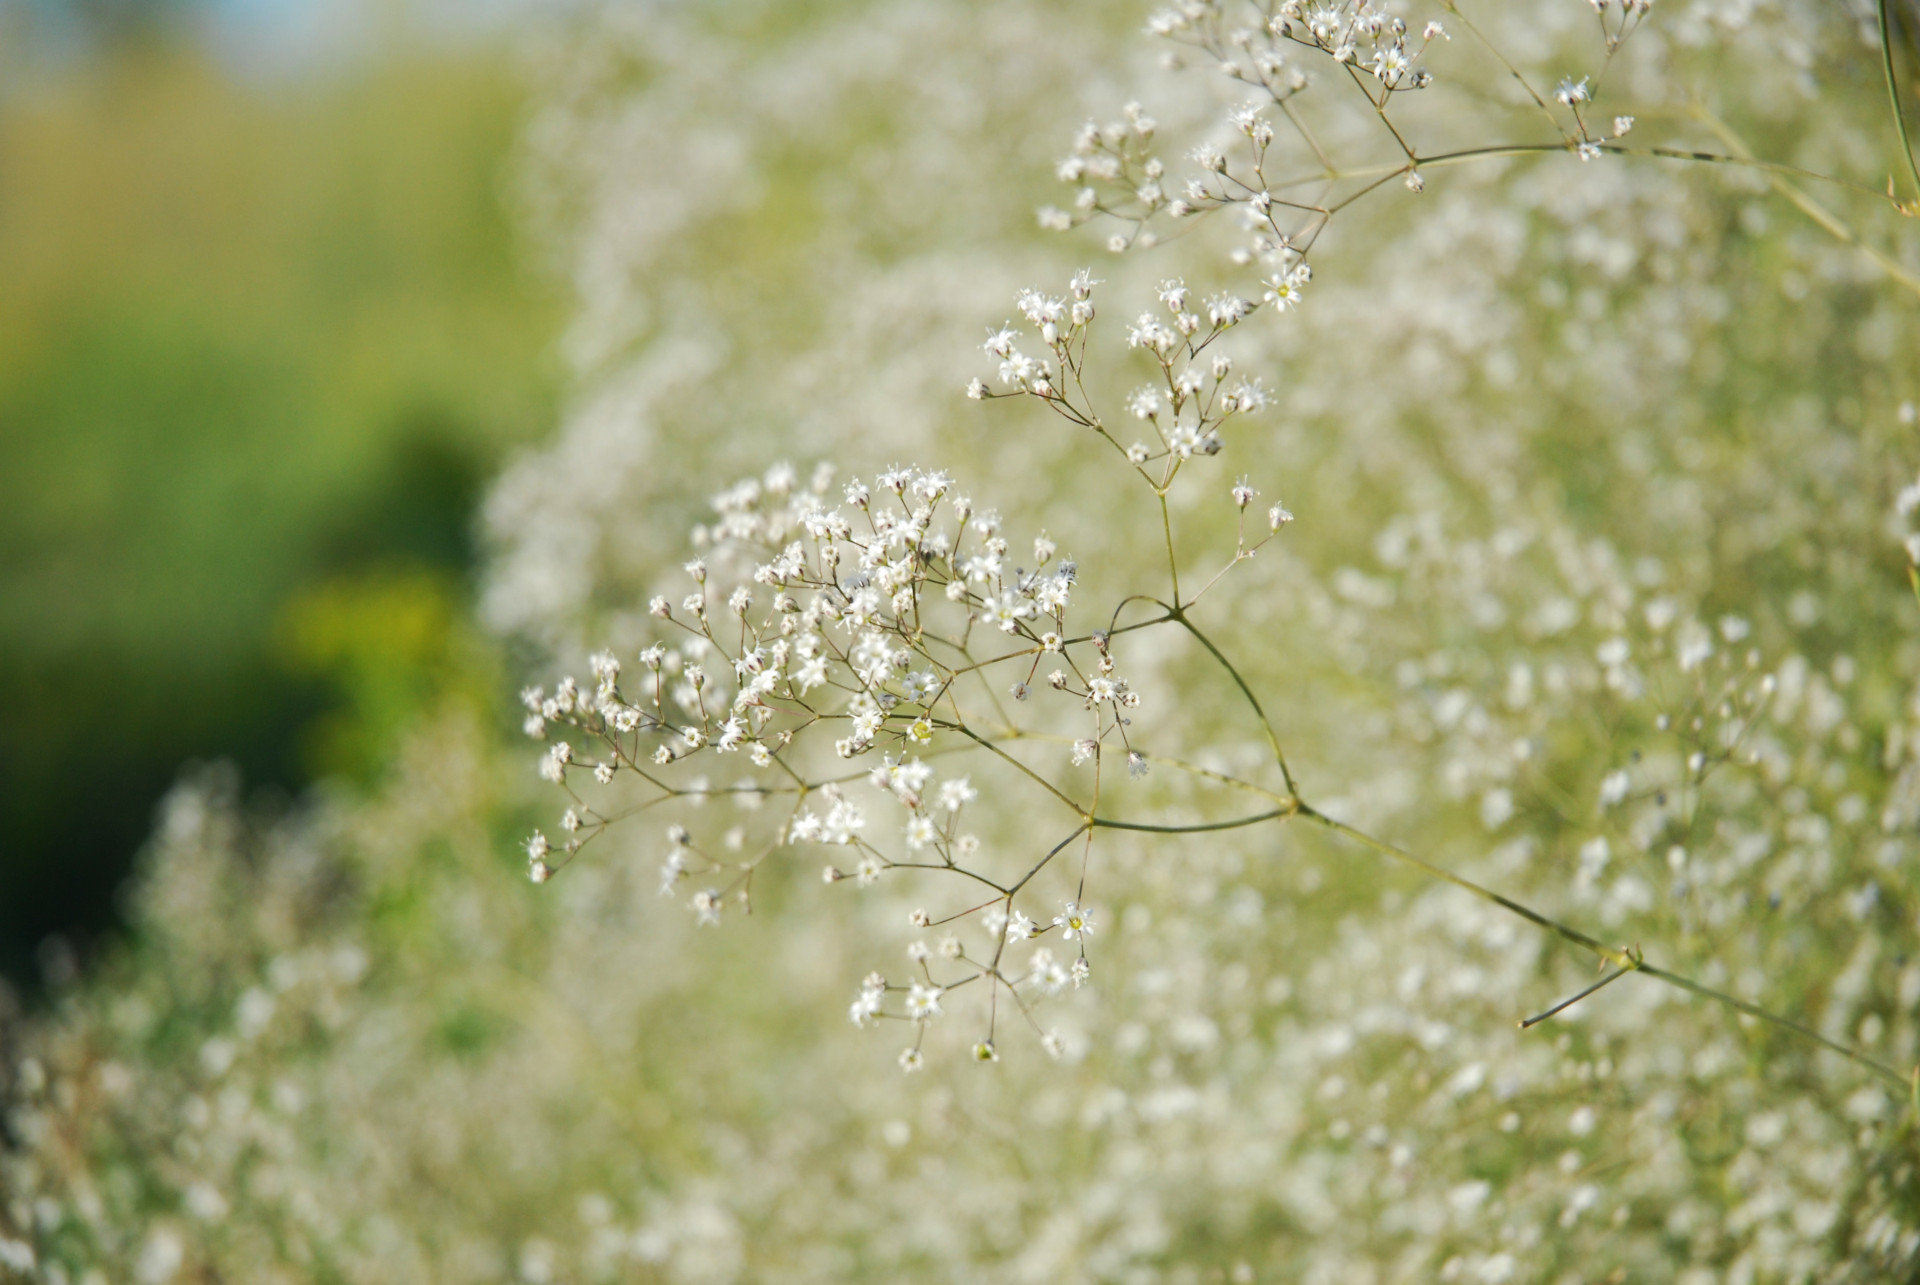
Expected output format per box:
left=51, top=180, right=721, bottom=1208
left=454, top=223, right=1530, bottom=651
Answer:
left=1881, top=0, right=1920, bottom=205
left=1091, top=808, right=1289, bottom=834
left=1159, top=492, right=1181, bottom=606
left=1175, top=611, right=1299, bottom=799
left=1303, top=804, right=1909, bottom=1089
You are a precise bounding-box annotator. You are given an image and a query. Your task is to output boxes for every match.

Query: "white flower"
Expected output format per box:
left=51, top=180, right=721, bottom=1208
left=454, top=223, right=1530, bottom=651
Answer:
left=1054, top=901, right=1096, bottom=941
left=1263, top=274, right=1305, bottom=310
left=823, top=801, right=867, bottom=844
left=850, top=978, right=884, bottom=1026
left=659, top=849, right=686, bottom=895
left=906, top=983, right=943, bottom=1020
left=937, top=777, right=977, bottom=812
left=1128, top=380, right=1176, bottom=420
left=1028, top=947, right=1070, bottom=995
left=989, top=591, right=1032, bottom=632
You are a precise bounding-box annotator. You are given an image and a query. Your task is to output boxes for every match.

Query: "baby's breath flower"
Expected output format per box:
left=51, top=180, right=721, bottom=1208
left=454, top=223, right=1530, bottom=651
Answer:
left=906, top=982, right=943, bottom=1019
left=1555, top=76, right=1590, bottom=106
left=1054, top=901, right=1096, bottom=941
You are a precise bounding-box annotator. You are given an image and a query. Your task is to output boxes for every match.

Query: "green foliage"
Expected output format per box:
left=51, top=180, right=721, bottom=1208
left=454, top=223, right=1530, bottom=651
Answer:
left=274, top=567, right=501, bottom=785
left=0, top=34, right=561, bottom=980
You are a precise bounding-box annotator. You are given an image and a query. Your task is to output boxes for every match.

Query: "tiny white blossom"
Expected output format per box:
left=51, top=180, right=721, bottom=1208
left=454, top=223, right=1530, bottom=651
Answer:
left=1555, top=76, right=1590, bottom=106
left=906, top=982, right=944, bottom=1020
left=937, top=777, right=977, bottom=812
left=1054, top=901, right=1096, bottom=940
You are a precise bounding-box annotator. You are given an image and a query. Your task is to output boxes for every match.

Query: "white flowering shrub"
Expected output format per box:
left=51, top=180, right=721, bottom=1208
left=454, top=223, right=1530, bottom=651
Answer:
left=7, top=0, right=1920, bottom=1280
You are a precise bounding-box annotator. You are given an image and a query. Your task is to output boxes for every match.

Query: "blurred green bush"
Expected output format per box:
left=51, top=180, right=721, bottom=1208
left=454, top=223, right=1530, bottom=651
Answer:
left=0, top=29, right=560, bottom=982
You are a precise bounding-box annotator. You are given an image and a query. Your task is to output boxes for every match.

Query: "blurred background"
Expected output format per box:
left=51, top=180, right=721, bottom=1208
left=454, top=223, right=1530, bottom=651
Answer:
left=2, top=0, right=1918, bottom=1278
left=0, top=0, right=564, bottom=989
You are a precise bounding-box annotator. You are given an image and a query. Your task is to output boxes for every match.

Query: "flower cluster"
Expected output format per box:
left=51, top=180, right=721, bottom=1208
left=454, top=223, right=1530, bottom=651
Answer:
left=1057, top=0, right=1694, bottom=305
left=520, top=441, right=1218, bottom=1065
left=9, top=0, right=1920, bottom=1279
